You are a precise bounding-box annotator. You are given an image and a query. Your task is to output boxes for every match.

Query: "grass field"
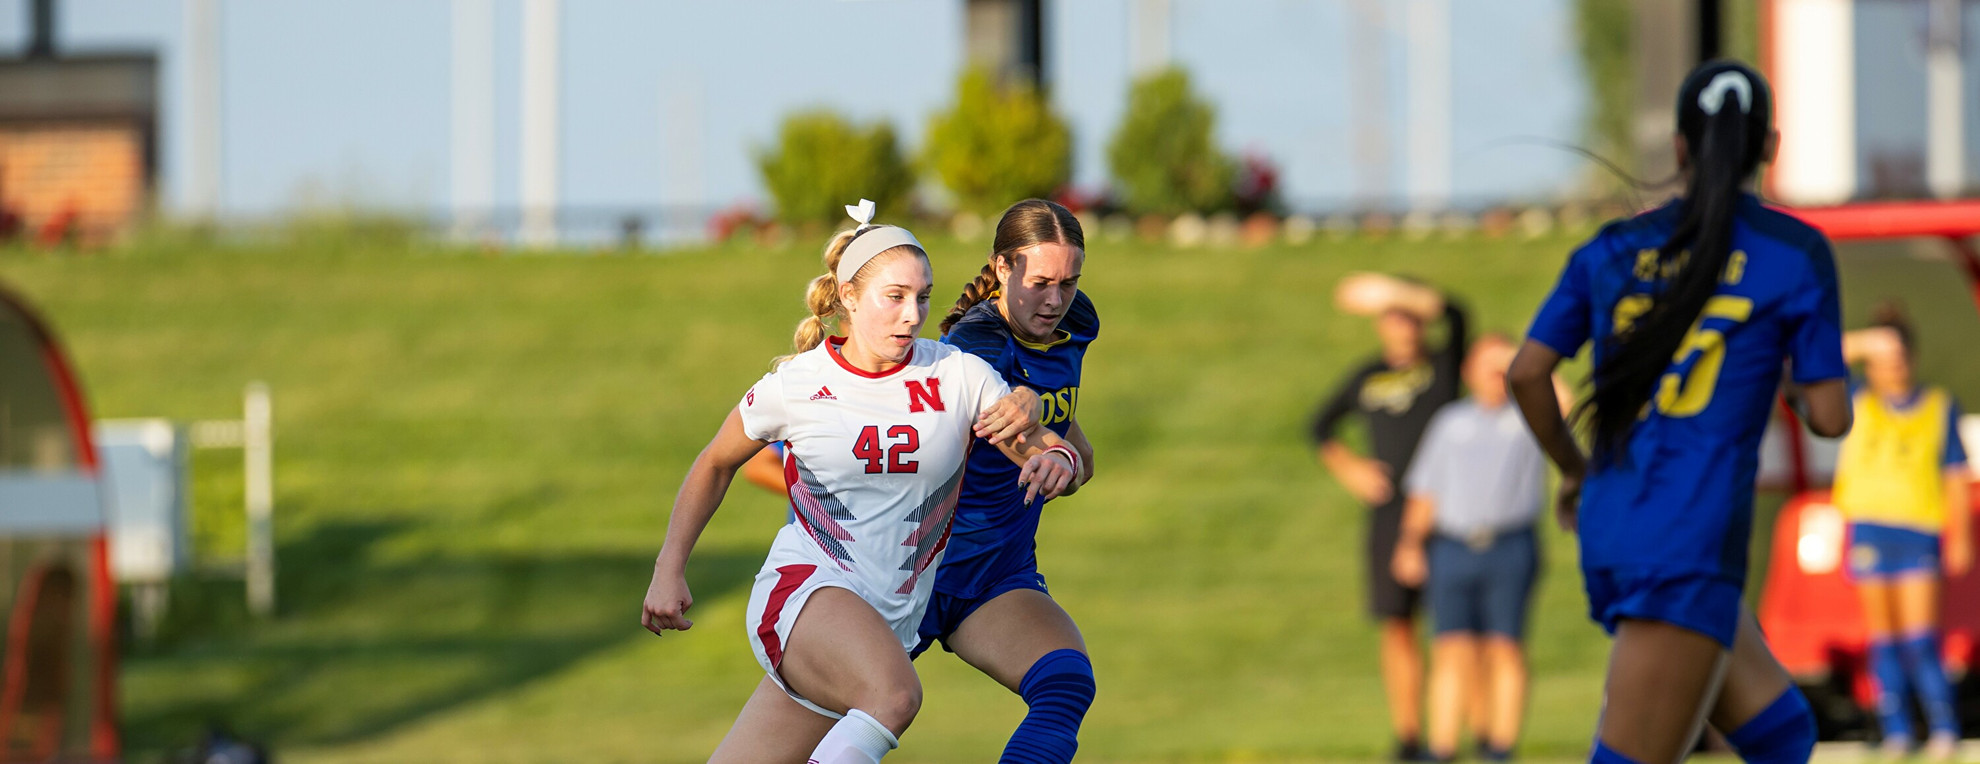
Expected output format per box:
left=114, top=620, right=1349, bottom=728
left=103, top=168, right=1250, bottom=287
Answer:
left=2, top=222, right=1975, bottom=763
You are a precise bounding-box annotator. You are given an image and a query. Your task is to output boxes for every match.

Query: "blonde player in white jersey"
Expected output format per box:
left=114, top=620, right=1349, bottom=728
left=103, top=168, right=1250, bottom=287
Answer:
left=642, top=201, right=1083, bottom=764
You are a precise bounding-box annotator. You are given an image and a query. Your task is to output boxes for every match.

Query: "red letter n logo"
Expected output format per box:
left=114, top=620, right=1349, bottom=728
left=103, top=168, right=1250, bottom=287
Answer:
left=905, top=378, right=944, bottom=413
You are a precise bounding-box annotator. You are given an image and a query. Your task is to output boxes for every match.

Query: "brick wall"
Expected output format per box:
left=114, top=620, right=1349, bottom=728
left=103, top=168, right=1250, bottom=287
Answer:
left=0, top=123, right=147, bottom=244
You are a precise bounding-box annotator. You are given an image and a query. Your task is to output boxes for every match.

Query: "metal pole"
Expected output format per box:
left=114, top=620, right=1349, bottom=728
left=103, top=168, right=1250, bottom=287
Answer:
left=28, top=0, right=54, bottom=59
left=1698, top=0, right=1723, bottom=62
left=1018, top=0, right=1045, bottom=89
left=244, top=382, right=274, bottom=617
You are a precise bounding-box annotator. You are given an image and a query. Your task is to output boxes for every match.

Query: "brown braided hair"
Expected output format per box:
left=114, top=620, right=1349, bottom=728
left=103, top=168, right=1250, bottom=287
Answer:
left=939, top=198, right=1085, bottom=335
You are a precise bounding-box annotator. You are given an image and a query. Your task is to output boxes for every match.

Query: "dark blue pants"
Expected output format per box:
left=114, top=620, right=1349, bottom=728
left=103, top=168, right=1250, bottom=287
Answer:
left=1427, top=527, right=1539, bottom=639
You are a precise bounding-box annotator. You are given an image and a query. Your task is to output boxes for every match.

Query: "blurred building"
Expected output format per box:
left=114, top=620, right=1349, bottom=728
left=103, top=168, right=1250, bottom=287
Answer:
left=0, top=0, right=155, bottom=245
left=965, top=0, right=1045, bottom=87
left=2, top=0, right=1599, bottom=240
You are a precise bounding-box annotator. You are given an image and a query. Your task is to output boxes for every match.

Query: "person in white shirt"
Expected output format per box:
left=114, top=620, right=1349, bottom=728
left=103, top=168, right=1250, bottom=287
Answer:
left=641, top=201, right=1081, bottom=764
left=1392, top=334, right=1556, bottom=762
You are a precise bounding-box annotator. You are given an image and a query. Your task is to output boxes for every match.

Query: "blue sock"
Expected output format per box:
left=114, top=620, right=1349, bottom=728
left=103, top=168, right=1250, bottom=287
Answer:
left=1590, top=740, right=1645, bottom=764
left=1870, top=637, right=1915, bottom=742
left=1901, top=631, right=1960, bottom=737
left=1725, top=687, right=1817, bottom=764
left=999, top=649, right=1095, bottom=764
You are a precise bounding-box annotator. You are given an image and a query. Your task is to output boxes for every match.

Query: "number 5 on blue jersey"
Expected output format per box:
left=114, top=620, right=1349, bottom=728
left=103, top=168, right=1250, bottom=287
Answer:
left=1612, top=291, right=1754, bottom=418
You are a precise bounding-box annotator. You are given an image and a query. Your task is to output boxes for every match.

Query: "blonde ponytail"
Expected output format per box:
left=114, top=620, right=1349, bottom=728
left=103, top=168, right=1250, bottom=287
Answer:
left=774, top=229, right=857, bottom=367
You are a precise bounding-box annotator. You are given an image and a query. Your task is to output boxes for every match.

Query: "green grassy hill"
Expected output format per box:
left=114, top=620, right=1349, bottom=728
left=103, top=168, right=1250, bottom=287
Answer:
left=2, top=223, right=1973, bottom=763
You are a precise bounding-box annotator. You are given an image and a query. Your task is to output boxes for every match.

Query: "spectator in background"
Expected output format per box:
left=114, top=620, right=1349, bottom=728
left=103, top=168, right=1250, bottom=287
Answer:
left=1311, top=272, right=1468, bottom=762
left=1391, top=334, right=1561, bottom=762
left=1835, top=301, right=1971, bottom=762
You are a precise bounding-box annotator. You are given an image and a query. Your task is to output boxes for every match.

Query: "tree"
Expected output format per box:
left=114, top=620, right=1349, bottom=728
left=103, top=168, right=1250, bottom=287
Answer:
left=1106, top=67, right=1235, bottom=216
left=924, top=68, right=1073, bottom=215
left=757, top=110, right=916, bottom=225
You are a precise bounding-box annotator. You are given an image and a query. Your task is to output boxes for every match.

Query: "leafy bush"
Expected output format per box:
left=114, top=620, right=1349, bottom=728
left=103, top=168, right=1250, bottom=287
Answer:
left=757, top=110, right=916, bottom=225
left=923, top=68, right=1073, bottom=215
left=1106, top=68, right=1235, bottom=216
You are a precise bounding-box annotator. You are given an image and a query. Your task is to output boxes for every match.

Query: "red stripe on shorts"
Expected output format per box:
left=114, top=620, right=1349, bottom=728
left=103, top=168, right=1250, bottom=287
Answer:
left=758, top=564, right=816, bottom=668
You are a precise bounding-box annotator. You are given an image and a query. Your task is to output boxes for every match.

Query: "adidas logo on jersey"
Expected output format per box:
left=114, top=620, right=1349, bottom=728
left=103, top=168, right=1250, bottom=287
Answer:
left=810, top=386, right=836, bottom=401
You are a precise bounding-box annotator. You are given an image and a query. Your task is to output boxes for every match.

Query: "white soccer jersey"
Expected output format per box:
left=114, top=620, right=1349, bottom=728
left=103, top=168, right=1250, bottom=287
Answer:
left=738, top=337, right=1012, bottom=660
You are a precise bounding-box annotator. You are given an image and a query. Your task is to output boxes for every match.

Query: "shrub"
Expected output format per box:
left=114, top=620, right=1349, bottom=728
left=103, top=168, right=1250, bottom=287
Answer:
left=757, top=110, right=916, bottom=225
left=1106, top=68, right=1235, bottom=216
left=923, top=68, right=1074, bottom=215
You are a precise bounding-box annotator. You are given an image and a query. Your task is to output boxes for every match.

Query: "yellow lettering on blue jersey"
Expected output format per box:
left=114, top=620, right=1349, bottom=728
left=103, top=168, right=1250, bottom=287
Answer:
left=1724, top=251, right=1746, bottom=285
left=1634, top=250, right=1658, bottom=281
left=1036, top=386, right=1080, bottom=426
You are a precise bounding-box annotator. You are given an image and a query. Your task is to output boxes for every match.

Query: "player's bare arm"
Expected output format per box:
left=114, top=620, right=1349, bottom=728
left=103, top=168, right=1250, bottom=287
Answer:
left=1320, top=440, right=1393, bottom=506
left=1334, top=271, right=1445, bottom=321
left=1843, top=326, right=1904, bottom=364
left=738, top=446, right=786, bottom=494
left=1947, top=467, right=1973, bottom=576
left=975, top=386, right=1041, bottom=446
left=995, top=421, right=1081, bottom=503
left=1787, top=377, right=1852, bottom=438
left=1066, top=417, right=1095, bottom=484
left=1391, top=493, right=1435, bottom=588
left=1506, top=339, right=1585, bottom=531
left=643, top=407, right=768, bottom=636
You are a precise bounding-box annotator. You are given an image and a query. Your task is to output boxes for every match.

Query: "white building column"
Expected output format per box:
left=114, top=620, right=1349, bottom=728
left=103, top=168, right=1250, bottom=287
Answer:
left=1405, top=0, right=1452, bottom=212
left=451, top=0, right=495, bottom=242
left=1926, top=0, right=1964, bottom=199
left=182, top=0, right=223, bottom=221
left=1129, top=0, right=1170, bottom=74
left=520, top=0, right=560, bottom=247
left=1771, top=0, right=1857, bottom=205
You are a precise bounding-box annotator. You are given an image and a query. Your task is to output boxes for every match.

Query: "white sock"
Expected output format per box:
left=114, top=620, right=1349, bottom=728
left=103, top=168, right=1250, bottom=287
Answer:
left=807, top=709, right=899, bottom=764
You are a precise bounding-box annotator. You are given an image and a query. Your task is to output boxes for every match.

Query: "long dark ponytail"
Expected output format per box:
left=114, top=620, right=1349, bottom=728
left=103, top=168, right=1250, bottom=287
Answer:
left=939, top=199, right=1085, bottom=335
left=1582, top=60, right=1773, bottom=461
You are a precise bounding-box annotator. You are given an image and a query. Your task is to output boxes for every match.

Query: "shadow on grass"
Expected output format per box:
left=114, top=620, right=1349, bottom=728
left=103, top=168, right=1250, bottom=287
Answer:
left=120, top=517, right=762, bottom=754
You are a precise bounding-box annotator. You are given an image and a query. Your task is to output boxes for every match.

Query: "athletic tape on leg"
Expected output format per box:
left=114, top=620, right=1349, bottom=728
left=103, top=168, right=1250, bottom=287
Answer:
left=808, top=708, right=899, bottom=764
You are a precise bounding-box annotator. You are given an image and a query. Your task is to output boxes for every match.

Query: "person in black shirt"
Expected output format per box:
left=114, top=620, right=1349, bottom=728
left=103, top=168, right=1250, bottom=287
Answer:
left=1311, top=272, right=1468, bottom=762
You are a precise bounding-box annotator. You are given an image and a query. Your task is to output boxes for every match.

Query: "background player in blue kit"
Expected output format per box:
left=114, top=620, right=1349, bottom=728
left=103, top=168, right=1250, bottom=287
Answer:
left=1505, top=61, right=1853, bottom=764
left=918, top=199, right=1099, bottom=764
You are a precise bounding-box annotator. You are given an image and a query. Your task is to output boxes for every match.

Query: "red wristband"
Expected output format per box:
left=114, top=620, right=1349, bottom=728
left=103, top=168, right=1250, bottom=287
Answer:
left=1044, top=444, right=1081, bottom=478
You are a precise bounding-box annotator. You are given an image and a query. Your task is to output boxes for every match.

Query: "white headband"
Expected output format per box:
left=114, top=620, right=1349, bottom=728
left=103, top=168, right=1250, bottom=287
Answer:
left=835, top=198, right=924, bottom=283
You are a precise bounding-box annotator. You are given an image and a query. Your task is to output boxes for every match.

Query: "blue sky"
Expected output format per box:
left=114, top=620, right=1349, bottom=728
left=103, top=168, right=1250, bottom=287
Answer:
left=0, top=0, right=1592, bottom=224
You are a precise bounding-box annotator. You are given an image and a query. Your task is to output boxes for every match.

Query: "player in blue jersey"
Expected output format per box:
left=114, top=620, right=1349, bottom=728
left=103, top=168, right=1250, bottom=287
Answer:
left=917, top=199, right=1099, bottom=764
left=1505, top=61, right=1853, bottom=764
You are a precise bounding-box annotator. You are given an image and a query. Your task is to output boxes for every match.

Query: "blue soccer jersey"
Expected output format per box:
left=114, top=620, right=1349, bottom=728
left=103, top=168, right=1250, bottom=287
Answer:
left=1527, top=194, right=1848, bottom=588
left=933, top=291, right=1099, bottom=599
